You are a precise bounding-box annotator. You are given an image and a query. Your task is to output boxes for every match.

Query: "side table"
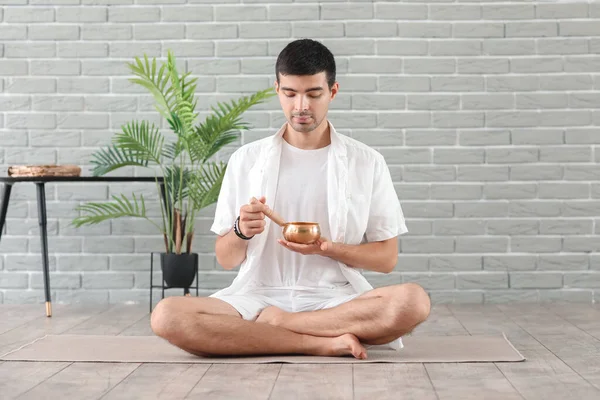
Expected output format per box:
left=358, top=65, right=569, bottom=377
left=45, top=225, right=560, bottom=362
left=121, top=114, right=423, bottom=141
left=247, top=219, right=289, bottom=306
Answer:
left=0, top=176, right=166, bottom=317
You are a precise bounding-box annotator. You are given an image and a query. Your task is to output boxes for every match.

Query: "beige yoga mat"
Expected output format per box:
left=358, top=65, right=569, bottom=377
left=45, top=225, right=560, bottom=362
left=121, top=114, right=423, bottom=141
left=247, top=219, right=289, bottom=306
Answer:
left=0, top=334, right=524, bottom=364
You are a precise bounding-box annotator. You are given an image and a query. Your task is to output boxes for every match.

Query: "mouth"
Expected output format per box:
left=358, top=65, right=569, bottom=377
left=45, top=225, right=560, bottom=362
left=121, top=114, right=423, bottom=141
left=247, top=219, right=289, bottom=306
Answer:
left=293, top=116, right=312, bottom=123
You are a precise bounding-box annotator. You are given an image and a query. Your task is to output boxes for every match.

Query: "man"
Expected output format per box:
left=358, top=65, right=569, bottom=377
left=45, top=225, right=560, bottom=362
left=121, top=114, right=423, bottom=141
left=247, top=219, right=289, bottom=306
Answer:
left=151, top=39, right=430, bottom=359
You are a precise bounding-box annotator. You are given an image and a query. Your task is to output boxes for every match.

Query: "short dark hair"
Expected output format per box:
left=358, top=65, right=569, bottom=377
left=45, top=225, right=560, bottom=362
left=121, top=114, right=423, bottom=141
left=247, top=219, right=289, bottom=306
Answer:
left=275, top=39, right=336, bottom=90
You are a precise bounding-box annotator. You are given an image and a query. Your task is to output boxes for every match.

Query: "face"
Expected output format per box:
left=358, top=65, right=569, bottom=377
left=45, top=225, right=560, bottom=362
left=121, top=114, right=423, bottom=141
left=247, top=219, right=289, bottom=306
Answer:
left=275, top=72, right=338, bottom=134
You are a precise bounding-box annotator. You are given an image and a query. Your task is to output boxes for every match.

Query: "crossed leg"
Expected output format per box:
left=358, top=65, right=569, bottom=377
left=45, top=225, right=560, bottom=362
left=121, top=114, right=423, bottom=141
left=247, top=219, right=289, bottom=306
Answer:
left=255, top=283, right=431, bottom=345
left=150, top=296, right=369, bottom=359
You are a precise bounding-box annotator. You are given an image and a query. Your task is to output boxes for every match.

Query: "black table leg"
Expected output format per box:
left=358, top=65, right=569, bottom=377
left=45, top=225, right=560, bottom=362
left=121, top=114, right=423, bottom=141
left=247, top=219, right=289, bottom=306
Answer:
left=150, top=252, right=154, bottom=314
left=35, top=182, right=52, bottom=318
left=0, top=183, right=13, bottom=242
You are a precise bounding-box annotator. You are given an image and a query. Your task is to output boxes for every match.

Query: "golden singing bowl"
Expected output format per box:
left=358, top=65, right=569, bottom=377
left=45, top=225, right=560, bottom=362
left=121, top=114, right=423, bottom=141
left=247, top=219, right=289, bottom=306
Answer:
left=257, top=199, right=321, bottom=244
left=282, top=222, right=321, bottom=244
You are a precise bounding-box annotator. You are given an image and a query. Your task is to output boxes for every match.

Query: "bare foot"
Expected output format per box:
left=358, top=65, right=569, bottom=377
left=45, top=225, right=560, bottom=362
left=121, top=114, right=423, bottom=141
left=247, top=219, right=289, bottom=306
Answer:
left=323, top=333, right=368, bottom=360
left=255, top=305, right=287, bottom=326
left=256, top=308, right=367, bottom=359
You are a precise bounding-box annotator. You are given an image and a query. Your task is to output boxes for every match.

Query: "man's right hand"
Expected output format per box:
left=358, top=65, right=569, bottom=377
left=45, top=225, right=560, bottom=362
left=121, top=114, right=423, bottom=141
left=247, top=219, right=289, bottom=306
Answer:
left=238, top=196, right=268, bottom=237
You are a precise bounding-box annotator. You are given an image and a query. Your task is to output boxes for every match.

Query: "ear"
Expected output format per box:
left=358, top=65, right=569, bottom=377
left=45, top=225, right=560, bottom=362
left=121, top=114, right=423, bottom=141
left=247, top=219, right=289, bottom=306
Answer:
left=274, top=79, right=280, bottom=93
left=329, top=81, right=339, bottom=100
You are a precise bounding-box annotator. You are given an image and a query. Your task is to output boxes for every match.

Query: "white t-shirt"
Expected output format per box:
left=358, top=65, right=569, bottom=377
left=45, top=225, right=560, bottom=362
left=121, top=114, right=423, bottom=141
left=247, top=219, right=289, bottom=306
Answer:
left=250, top=139, right=349, bottom=290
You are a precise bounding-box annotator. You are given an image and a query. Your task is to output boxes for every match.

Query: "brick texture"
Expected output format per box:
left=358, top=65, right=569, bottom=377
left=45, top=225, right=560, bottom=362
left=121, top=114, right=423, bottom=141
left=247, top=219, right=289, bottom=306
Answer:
left=1, top=0, right=600, bottom=305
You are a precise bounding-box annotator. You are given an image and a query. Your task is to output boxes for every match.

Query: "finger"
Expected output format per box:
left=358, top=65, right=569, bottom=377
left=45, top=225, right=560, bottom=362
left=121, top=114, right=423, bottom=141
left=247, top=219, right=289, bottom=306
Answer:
left=243, top=227, right=264, bottom=236
left=284, top=242, right=310, bottom=251
left=251, top=203, right=269, bottom=213
left=280, top=244, right=303, bottom=254
left=242, top=219, right=267, bottom=233
left=250, top=196, right=267, bottom=206
left=278, top=239, right=296, bottom=248
left=241, top=211, right=265, bottom=221
left=242, top=203, right=267, bottom=214
left=244, top=219, right=266, bottom=229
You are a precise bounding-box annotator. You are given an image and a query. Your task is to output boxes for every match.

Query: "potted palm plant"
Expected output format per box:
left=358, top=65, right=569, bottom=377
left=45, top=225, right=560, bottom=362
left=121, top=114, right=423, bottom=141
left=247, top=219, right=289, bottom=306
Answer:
left=72, top=51, right=275, bottom=292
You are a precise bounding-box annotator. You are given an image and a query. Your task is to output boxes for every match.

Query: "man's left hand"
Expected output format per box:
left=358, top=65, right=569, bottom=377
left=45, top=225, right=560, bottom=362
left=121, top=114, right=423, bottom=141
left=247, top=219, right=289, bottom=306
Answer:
left=278, top=236, right=333, bottom=256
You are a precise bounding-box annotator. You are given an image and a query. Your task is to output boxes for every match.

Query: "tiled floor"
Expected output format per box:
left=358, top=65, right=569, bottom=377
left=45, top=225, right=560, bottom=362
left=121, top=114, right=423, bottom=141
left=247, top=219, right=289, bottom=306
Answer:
left=1, top=303, right=599, bottom=399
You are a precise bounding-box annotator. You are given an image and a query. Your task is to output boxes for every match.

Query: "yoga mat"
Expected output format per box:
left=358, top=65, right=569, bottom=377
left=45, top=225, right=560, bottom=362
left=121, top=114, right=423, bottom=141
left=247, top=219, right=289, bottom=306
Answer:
left=0, top=334, right=525, bottom=364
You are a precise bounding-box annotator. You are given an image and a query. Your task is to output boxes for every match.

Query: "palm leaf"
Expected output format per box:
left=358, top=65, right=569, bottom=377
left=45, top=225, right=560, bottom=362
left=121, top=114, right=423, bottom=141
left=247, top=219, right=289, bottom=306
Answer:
left=175, top=99, right=198, bottom=134
left=113, top=120, right=165, bottom=165
left=188, top=162, right=227, bottom=209
left=188, top=88, right=276, bottom=163
left=206, top=132, right=241, bottom=161
left=166, top=112, right=185, bottom=139
left=187, top=129, right=240, bottom=164
left=164, top=165, right=192, bottom=205
left=210, top=88, right=275, bottom=124
left=162, top=141, right=184, bottom=161
left=173, top=71, right=198, bottom=125
left=127, top=54, right=177, bottom=120
left=90, top=144, right=149, bottom=176
left=72, top=193, right=149, bottom=227
left=166, top=52, right=199, bottom=136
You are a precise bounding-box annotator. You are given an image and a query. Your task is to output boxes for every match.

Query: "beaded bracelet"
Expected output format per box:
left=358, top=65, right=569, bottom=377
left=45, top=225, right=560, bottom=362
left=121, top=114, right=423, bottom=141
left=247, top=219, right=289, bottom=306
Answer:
left=233, top=216, right=254, bottom=240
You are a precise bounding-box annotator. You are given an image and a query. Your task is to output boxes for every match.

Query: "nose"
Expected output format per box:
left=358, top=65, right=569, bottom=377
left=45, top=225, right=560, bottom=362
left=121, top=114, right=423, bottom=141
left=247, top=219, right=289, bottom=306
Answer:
left=295, top=95, right=309, bottom=112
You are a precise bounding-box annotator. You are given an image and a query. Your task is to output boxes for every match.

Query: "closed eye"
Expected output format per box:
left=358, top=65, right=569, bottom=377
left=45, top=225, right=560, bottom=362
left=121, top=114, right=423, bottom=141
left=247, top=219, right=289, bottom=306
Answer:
left=285, top=94, right=322, bottom=99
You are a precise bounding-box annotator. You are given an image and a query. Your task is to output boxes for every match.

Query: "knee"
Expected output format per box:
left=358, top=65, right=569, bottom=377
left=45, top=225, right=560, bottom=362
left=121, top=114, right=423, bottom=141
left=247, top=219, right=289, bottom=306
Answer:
left=150, top=297, right=180, bottom=339
left=391, top=283, right=431, bottom=327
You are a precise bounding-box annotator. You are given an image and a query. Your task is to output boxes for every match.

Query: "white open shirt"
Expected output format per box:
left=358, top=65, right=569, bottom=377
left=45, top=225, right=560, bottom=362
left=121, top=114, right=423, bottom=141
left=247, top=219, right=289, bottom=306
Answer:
left=210, top=121, right=409, bottom=348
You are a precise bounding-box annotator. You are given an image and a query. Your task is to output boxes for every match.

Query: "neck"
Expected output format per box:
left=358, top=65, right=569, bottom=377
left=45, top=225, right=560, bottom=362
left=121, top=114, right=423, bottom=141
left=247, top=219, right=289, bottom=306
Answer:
left=282, top=119, right=331, bottom=150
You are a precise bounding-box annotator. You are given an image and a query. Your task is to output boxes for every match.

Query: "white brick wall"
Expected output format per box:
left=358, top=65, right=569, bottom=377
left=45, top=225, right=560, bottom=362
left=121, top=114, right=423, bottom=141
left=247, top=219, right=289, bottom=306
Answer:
left=1, top=0, right=600, bottom=305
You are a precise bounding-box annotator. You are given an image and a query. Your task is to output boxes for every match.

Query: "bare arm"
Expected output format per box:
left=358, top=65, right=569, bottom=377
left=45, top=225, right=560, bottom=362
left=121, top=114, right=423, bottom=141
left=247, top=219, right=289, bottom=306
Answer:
left=278, top=236, right=399, bottom=274
left=324, top=237, right=398, bottom=273
left=215, top=229, right=249, bottom=270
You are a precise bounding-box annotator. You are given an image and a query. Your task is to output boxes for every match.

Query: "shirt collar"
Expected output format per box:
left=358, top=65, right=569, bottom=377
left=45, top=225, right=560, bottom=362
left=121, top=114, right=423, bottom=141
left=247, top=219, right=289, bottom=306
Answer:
left=270, top=120, right=347, bottom=157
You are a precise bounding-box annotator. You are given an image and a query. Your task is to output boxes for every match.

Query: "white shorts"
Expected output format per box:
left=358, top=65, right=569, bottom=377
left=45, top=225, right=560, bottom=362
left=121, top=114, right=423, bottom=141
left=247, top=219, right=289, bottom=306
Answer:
left=210, top=285, right=361, bottom=321
left=210, top=285, right=403, bottom=351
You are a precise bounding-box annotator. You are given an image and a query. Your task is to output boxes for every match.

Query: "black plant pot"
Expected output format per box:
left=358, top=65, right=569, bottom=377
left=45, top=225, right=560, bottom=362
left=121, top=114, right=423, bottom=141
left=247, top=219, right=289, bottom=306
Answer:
left=160, top=252, right=198, bottom=292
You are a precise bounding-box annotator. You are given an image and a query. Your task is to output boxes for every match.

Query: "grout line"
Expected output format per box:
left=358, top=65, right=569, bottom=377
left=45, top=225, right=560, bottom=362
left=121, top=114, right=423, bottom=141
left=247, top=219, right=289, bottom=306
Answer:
left=495, top=304, right=600, bottom=392
left=266, top=364, right=283, bottom=400
left=15, top=361, right=73, bottom=398
left=96, top=362, right=143, bottom=400
left=423, top=364, right=441, bottom=400
left=183, top=363, right=213, bottom=399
